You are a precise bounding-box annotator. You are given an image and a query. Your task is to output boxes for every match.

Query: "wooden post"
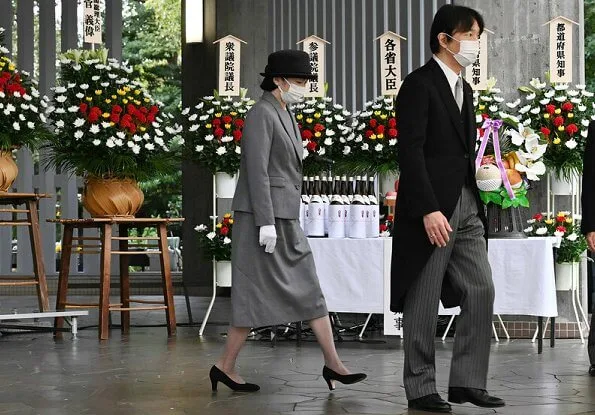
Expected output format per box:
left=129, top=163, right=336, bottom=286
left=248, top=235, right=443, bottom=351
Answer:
left=54, top=224, right=74, bottom=338
left=158, top=223, right=177, bottom=336
left=119, top=224, right=130, bottom=334
left=99, top=224, right=112, bottom=340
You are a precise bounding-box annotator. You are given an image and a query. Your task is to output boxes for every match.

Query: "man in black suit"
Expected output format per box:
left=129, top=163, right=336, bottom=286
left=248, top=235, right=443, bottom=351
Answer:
left=390, top=5, right=505, bottom=413
left=582, top=122, right=595, bottom=375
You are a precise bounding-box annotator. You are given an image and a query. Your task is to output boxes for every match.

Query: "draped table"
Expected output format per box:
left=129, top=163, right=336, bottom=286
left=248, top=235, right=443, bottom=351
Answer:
left=308, top=236, right=557, bottom=352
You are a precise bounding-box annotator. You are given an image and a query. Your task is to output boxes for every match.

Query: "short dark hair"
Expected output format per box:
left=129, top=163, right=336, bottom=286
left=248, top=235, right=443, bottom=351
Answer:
left=429, top=5, right=484, bottom=54
left=260, top=76, right=277, bottom=91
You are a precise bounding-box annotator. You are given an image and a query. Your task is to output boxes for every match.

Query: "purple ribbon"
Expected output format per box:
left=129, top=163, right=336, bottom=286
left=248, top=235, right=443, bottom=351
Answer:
left=475, top=118, right=516, bottom=200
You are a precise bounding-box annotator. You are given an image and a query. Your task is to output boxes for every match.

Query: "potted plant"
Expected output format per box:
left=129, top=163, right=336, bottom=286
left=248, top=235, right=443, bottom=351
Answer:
left=513, top=76, right=594, bottom=193
left=0, top=27, right=50, bottom=191
left=182, top=92, right=253, bottom=198
left=524, top=211, right=589, bottom=290
left=195, top=213, right=233, bottom=287
left=43, top=48, right=183, bottom=217
left=293, top=94, right=352, bottom=175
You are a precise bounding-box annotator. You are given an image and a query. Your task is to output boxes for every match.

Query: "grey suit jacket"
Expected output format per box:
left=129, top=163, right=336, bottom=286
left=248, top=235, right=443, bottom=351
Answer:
left=231, top=92, right=304, bottom=227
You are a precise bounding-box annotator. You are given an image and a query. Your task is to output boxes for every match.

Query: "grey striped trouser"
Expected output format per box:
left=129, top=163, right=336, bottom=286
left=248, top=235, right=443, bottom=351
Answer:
left=403, top=186, right=495, bottom=400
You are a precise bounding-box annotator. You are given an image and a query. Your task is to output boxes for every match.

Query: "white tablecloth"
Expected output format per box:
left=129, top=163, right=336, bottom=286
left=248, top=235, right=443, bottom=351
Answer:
left=309, top=236, right=557, bottom=319
left=308, top=238, right=389, bottom=313
left=489, top=237, right=557, bottom=317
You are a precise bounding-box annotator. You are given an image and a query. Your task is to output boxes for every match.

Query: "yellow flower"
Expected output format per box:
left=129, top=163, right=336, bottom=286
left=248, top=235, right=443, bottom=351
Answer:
left=370, top=134, right=377, bottom=140
left=391, top=111, right=396, bottom=117
left=144, top=98, right=150, bottom=103
left=230, top=111, right=237, bottom=116
left=380, top=114, right=387, bottom=120
left=8, top=64, right=15, bottom=71
left=374, top=111, right=381, bottom=116
left=568, top=113, right=574, bottom=118
left=215, top=112, right=222, bottom=117
left=102, top=112, right=110, bottom=118
left=124, top=86, right=131, bottom=92
left=296, top=114, right=303, bottom=120
left=544, top=113, right=550, bottom=119
left=554, top=108, right=561, bottom=114
left=111, top=95, right=117, bottom=99
left=479, top=104, right=486, bottom=110
left=314, top=132, right=322, bottom=138
left=117, top=89, right=126, bottom=96
left=134, top=90, right=141, bottom=95
left=122, top=99, right=128, bottom=104
left=85, top=97, right=93, bottom=102
left=225, top=123, right=231, bottom=129
left=105, top=99, right=111, bottom=104
left=553, top=137, right=561, bottom=144
left=206, top=123, right=212, bottom=129
left=377, top=133, right=384, bottom=139
left=545, top=219, right=554, bottom=225
left=110, top=122, right=115, bottom=126
left=314, top=113, right=321, bottom=118
left=306, top=118, right=313, bottom=124
left=557, top=126, right=564, bottom=132
left=216, top=223, right=222, bottom=229
left=565, top=218, right=573, bottom=224
left=139, top=126, right=146, bottom=132
left=95, top=90, right=102, bottom=95
left=134, top=100, right=141, bottom=105
left=224, top=213, right=231, bottom=218
left=228, top=219, right=234, bottom=224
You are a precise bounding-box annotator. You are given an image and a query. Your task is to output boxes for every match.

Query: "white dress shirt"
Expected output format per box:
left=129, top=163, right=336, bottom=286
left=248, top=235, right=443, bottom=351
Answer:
left=433, top=55, right=462, bottom=100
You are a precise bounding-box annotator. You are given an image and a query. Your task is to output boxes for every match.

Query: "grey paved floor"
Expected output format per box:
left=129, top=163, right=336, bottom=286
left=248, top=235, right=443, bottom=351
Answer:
left=0, top=296, right=594, bottom=414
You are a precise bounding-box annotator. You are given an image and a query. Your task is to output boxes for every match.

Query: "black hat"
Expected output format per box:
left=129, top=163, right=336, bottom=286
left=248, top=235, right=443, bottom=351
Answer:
left=260, top=50, right=317, bottom=80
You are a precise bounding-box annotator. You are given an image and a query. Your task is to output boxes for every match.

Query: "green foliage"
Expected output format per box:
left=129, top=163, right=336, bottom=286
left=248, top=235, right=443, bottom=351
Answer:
left=525, top=212, right=588, bottom=263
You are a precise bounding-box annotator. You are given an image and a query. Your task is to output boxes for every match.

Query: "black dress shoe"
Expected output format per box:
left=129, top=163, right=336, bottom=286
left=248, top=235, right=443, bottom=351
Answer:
left=589, top=364, right=595, bottom=376
left=209, top=365, right=260, bottom=392
left=408, top=393, right=452, bottom=413
left=448, top=387, right=505, bottom=407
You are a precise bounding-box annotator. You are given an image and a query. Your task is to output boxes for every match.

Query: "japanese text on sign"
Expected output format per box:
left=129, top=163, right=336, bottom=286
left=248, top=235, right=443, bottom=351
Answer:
left=83, top=0, right=102, bottom=44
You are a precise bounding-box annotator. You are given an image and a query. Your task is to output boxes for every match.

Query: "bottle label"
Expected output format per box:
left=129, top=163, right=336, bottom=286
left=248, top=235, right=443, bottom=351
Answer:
left=342, top=195, right=350, bottom=204
left=321, top=195, right=330, bottom=204
left=352, top=194, right=365, bottom=204
left=368, top=195, right=378, bottom=205
left=301, top=195, right=310, bottom=203
left=362, top=195, right=370, bottom=205
left=309, top=195, right=322, bottom=204
left=330, top=195, right=344, bottom=204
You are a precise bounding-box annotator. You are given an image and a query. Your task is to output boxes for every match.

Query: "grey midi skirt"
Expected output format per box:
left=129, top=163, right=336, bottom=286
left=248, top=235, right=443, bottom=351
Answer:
left=230, top=211, right=328, bottom=327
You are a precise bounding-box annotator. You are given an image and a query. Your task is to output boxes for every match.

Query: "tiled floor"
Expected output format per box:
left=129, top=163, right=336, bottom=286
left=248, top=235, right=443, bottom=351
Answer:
left=0, top=296, right=594, bottom=414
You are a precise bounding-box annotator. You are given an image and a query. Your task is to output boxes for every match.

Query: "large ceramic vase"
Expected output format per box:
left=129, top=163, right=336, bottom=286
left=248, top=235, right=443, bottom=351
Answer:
left=216, top=260, right=232, bottom=287
left=215, top=172, right=238, bottom=198
left=82, top=176, right=144, bottom=218
left=0, top=151, right=18, bottom=192
left=555, top=262, right=579, bottom=291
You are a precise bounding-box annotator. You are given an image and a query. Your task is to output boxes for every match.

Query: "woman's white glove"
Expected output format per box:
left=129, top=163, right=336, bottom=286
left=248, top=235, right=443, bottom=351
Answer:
left=259, top=225, right=277, bottom=254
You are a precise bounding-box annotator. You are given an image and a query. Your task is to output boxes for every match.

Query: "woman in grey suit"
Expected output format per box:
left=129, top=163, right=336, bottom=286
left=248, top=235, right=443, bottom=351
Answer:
left=209, top=50, right=366, bottom=392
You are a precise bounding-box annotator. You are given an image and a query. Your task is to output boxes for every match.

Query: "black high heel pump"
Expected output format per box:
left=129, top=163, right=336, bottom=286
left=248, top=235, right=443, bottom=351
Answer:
left=209, top=365, right=260, bottom=392
left=322, top=365, right=367, bottom=390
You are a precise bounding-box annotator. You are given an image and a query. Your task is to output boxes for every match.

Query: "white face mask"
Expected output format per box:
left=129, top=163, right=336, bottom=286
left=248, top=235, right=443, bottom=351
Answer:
left=442, top=33, right=480, bottom=68
left=278, top=78, right=308, bottom=104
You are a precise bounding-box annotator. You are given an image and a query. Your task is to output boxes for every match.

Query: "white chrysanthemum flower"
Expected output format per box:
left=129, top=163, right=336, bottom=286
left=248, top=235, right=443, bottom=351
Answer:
left=106, top=139, right=116, bottom=148
left=582, top=130, right=589, bottom=138
left=199, top=115, right=209, bottom=121
left=76, top=93, right=84, bottom=99
left=188, top=124, right=199, bottom=132
left=223, top=237, right=232, bottom=244
left=524, top=226, right=533, bottom=233
left=101, top=122, right=111, bottom=129
left=68, top=105, right=79, bottom=113
left=27, top=121, right=35, bottom=129
left=56, top=120, right=65, bottom=128
left=554, top=83, right=569, bottom=91
left=206, top=232, right=216, bottom=240
left=489, top=105, right=498, bottom=112
left=506, top=99, right=521, bottom=108
left=92, top=139, right=101, bottom=146
left=325, top=117, right=333, bottom=123
left=480, top=96, right=493, bottom=102
left=55, top=107, right=66, bottom=114
left=145, top=143, right=155, bottom=150
left=493, top=96, right=504, bottom=103
left=544, top=90, right=555, bottom=98
left=375, top=143, right=383, bottom=152
left=39, top=114, right=46, bottom=123
left=205, top=134, right=214, bottom=142
left=519, top=105, right=531, bottom=114
left=578, top=105, right=587, bottom=112
left=354, top=134, right=363, bottom=142
left=582, top=90, right=594, bottom=97
left=181, top=108, right=190, bottom=116
left=318, top=147, right=326, bottom=156
left=554, top=96, right=567, bottom=102
left=108, top=73, right=118, bottom=79
left=362, top=143, right=369, bottom=151
left=389, top=139, right=397, bottom=146
left=72, top=64, right=81, bottom=71
left=115, top=138, right=124, bottom=147
left=54, top=86, right=67, bottom=94
left=571, top=97, right=582, bottom=104
left=18, top=114, right=25, bottom=121
left=554, top=230, right=565, bottom=237
left=216, top=147, right=227, bottom=155
left=188, top=113, right=198, bottom=121
left=567, top=233, right=578, bottom=241
left=576, top=84, right=586, bottom=90
left=12, top=122, right=20, bottom=131
left=529, top=78, right=546, bottom=89
left=55, top=95, right=67, bottom=103
left=526, top=219, right=536, bottom=224
left=475, top=114, right=483, bottom=123
left=326, top=130, right=335, bottom=137
left=535, top=227, right=548, bottom=235
left=74, top=130, right=84, bottom=139
left=324, top=138, right=333, bottom=146
left=342, top=146, right=351, bottom=155
left=530, top=107, right=540, bottom=115
left=116, top=131, right=126, bottom=139
left=567, top=90, right=579, bottom=97
left=79, top=83, right=89, bottom=90
left=539, top=98, right=550, bottom=105
left=565, top=139, right=578, bottom=150
left=73, top=118, right=85, bottom=127
left=235, top=146, right=241, bottom=155
left=132, top=144, right=141, bottom=154
left=221, top=136, right=233, bottom=143
left=127, top=141, right=135, bottom=148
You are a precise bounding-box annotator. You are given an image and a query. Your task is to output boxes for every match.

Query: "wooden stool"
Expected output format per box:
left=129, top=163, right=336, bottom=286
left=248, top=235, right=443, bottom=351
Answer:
left=50, top=217, right=184, bottom=340
left=0, top=192, right=50, bottom=312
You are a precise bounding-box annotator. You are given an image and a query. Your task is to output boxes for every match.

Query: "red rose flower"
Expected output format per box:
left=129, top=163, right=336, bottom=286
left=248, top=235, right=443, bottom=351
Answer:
left=533, top=213, right=543, bottom=221
left=369, top=119, right=377, bottom=128
left=112, top=105, right=123, bottom=114
left=379, top=224, right=388, bottom=232
left=556, top=226, right=566, bottom=233
left=214, top=127, right=225, bottom=137
left=389, top=128, right=398, bottom=137
left=481, top=113, right=490, bottom=120
left=301, top=130, right=313, bottom=140
left=566, top=123, right=578, bottom=135
left=545, top=104, right=556, bottom=115
left=140, top=107, right=149, bottom=114
left=234, top=119, right=244, bottom=128
left=79, top=103, right=88, bottom=114
left=110, top=114, right=120, bottom=124
left=306, top=141, right=317, bottom=152
left=540, top=127, right=551, bottom=136
left=388, top=118, right=397, bottom=128
left=150, top=105, right=159, bottom=114
left=88, top=107, right=102, bottom=123
left=128, top=124, right=137, bottom=135
left=387, top=215, right=394, bottom=221
left=222, top=115, right=233, bottom=124
left=365, top=130, right=374, bottom=138
left=212, top=118, right=222, bottom=126
left=313, top=123, right=325, bottom=132
left=562, top=102, right=573, bottom=112
left=233, top=129, right=242, bottom=142
left=375, top=125, right=385, bottom=135
left=126, top=104, right=137, bottom=115
left=553, top=116, right=565, bottom=127
left=147, top=113, right=156, bottom=123
left=556, top=216, right=565, bottom=223
left=220, top=227, right=229, bottom=236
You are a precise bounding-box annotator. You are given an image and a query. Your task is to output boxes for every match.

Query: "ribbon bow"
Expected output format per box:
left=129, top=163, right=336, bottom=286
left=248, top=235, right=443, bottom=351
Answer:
left=475, top=118, right=516, bottom=200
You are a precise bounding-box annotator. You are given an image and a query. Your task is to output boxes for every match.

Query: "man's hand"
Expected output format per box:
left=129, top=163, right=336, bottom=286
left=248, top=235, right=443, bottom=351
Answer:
left=587, top=232, right=595, bottom=253
left=259, top=225, right=277, bottom=254
left=423, top=211, right=453, bottom=248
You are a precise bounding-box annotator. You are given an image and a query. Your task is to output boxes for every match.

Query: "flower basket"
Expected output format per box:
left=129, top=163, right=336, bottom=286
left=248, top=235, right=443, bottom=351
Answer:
left=336, top=96, right=398, bottom=175
left=182, top=91, right=253, bottom=176
left=82, top=176, right=144, bottom=218
left=0, top=150, right=17, bottom=192
left=513, top=76, right=594, bottom=180
left=43, top=48, right=183, bottom=216
left=293, top=96, right=352, bottom=175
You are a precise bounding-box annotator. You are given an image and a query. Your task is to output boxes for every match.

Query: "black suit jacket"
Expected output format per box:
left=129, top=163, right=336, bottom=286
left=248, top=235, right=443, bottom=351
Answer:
left=390, top=58, right=486, bottom=312
left=582, top=122, right=595, bottom=235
